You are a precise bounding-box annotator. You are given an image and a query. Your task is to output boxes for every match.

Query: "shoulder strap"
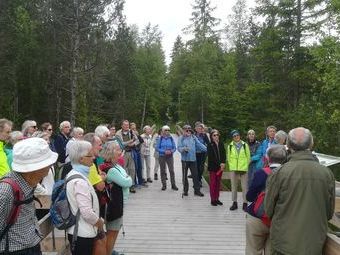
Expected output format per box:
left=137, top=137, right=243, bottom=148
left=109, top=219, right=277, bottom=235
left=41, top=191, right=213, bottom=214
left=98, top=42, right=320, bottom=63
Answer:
left=229, top=144, right=232, bottom=154
left=263, top=166, right=272, bottom=175
left=65, top=174, right=86, bottom=184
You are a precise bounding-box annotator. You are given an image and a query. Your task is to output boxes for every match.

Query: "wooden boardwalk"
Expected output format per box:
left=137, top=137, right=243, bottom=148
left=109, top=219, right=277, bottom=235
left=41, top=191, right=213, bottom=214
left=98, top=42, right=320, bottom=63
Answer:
left=115, top=137, right=246, bottom=255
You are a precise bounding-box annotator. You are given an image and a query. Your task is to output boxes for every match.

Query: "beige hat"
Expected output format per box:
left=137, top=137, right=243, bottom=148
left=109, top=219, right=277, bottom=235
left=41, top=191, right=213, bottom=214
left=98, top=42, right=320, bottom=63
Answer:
left=12, top=137, right=58, bottom=173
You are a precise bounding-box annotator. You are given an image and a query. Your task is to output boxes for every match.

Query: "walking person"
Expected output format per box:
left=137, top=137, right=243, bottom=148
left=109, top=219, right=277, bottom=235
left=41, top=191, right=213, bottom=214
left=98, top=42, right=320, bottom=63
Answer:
left=177, top=125, right=206, bottom=197
left=227, top=130, right=251, bottom=211
left=207, top=129, right=226, bottom=206
left=265, top=127, right=335, bottom=255
left=156, top=125, right=178, bottom=191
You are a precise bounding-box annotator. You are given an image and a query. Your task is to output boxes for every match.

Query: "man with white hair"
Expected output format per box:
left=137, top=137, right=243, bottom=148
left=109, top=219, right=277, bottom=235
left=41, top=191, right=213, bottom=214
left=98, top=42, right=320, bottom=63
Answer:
left=265, top=127, right=335, bottom=255
left=0, top=138, right=58, bottom=254
left=53, top=121, right=71, bottom=165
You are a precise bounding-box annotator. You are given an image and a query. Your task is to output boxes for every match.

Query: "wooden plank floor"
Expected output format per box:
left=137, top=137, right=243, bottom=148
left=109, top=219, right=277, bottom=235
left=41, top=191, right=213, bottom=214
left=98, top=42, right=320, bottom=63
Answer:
left=115, top=137, right=246, bottom=255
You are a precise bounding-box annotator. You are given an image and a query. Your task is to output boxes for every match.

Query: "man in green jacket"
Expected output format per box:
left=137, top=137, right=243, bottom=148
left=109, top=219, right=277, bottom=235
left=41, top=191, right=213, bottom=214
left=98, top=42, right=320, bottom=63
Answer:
left=265, top=127, right=335, bottom=255
left=0, top=119, right=12, bottom=178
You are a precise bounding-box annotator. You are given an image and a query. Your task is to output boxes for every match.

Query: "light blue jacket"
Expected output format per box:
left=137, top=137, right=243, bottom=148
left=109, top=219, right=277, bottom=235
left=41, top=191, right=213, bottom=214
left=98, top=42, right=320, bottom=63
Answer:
left=254, top=138, right=277, bottom=169
left=107, top=164, right=132, bottom=204
left=156, top=135, right=176, bottom=156
left=177, top=135, right=207, bottom=162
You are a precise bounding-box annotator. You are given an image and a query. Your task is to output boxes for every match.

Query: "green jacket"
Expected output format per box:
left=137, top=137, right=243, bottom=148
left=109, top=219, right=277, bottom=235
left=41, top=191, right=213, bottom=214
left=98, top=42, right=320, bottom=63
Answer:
left=227, top=141, right=251, bottom=171
left=265, top=150, right=335, bottom=255
left=0, top=141, right=10, bottom=178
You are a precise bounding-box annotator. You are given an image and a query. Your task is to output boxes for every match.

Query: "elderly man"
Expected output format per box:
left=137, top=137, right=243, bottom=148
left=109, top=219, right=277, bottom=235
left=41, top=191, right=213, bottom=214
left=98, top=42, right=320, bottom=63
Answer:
left=0, top=138, right=58, bottom=254
left=265, top=127, right=335, bottom=255
left=53, top=120, right=71, bottom=165
left=0, top=119, right=12, bottom=178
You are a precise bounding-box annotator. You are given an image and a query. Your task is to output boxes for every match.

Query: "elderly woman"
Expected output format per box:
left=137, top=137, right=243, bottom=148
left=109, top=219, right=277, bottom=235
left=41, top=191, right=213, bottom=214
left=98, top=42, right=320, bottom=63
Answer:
left=99, top=141, right=132, bottom=255
left=245, top=144, right=287, bottom=255
left=21, top=120, right=37, bottom=138
left=4, top=131, right=23, bottom=168
left=141, top=125, right=153, bottom=183
left=274, top=130, right=288, bottom=145
left=66, top=140, right=104, bottom=255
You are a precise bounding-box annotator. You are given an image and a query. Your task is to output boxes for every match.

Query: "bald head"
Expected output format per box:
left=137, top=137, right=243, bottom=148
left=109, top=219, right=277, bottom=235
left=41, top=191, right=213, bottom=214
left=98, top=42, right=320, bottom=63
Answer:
left=287, top=127, right=313, bottom=152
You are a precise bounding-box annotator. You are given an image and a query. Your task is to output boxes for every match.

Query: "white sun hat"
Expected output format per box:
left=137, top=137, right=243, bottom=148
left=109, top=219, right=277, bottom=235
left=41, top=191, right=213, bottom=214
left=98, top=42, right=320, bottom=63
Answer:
left=12, top=137, right=58, bottom=173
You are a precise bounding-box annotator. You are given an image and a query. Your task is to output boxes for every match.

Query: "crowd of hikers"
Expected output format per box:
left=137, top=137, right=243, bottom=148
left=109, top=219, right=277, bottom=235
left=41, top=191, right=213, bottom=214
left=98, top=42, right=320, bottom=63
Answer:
left=0, top=118, right=336, bottom=255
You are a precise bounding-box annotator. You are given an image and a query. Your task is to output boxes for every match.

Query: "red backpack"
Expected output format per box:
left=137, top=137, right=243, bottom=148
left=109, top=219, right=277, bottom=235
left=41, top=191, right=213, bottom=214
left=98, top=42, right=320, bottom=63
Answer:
left=253, top=167, right=272, bottom=227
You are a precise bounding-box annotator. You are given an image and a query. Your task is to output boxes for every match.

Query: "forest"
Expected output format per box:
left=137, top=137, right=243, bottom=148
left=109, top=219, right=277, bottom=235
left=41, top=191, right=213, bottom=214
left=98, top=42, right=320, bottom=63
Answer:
left=0, top=0, right=339, bottom=155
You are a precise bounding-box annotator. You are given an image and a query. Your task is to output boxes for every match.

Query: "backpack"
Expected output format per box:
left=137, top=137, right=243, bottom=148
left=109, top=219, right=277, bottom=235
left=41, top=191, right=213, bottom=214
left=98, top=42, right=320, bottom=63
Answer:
left=0, top=178, right=36, bottom=251
left=50, top=174, right=85, bottom=230
left=253, top=167, right=272, bottom=227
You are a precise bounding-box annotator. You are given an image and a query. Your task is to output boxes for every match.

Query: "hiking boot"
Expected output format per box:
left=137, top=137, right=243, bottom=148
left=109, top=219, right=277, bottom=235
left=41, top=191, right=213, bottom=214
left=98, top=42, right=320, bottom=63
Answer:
left=211, top=201, right=218, bottom=206
left=161, top=186, right=166, bottom=191
left=194, top=191, right=204, bottom=197
left=216, top=200, right=223, bottom=205
left=182, top=192, right=188, bottom=196
left=230, top=201, right=238, bottom=211
left=243, top=203, right=248, bottom=212
left=130, top=187, right=136, bottom=193
left=147, top=178, right=153, bottom=183
left=188, top=174, right=192, bottom=178
left=142, top=178, right=147, bottom=184
left=154, top=173, right=158, bottom=180
left=171, top=185, right=179, bottom=191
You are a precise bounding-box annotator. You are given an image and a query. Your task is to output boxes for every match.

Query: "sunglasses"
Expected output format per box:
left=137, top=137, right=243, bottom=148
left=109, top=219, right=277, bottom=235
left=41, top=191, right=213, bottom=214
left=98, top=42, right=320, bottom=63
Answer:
left=164, top=129, right=170, bottom=131
left=212, top=134, right=219, bottom=137
left=233, top=134, right=240, bottom=137
left=47, top=128, right=52, bottom=131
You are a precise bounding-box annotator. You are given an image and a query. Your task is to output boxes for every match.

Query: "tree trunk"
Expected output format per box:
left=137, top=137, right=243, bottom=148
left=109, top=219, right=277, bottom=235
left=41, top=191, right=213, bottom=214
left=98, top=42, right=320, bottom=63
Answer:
left=141, top=91, right=147, bottom=130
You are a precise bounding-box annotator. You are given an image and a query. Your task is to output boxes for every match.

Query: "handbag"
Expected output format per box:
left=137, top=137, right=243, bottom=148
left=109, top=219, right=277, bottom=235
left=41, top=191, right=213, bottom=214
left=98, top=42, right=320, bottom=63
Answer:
left=92, top=230, right=107, bottom=255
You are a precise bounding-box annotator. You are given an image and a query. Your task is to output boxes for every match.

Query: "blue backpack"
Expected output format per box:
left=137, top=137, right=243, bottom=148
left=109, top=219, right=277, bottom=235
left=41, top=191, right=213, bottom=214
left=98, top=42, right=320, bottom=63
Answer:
left=50, top=174, right=84, bottom=230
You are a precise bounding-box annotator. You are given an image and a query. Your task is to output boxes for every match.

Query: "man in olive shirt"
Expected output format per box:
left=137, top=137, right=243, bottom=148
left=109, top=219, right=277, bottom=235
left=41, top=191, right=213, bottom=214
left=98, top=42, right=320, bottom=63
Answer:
left=265, top=127, right=335, bottom=255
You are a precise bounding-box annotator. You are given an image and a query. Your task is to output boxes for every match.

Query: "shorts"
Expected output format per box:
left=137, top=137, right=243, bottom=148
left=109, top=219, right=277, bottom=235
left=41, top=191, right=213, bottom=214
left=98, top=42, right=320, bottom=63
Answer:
left=106, top=217, right=123, bottom=231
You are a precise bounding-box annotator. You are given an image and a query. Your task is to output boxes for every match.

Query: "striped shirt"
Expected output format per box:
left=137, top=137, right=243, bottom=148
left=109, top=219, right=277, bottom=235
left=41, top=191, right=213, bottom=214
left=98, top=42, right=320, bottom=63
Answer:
left=0, top=172, right=42, bottom=252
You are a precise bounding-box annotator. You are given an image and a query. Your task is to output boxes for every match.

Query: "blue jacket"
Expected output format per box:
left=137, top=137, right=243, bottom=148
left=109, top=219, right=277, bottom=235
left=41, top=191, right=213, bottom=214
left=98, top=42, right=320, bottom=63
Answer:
left=156, top=135, right=176, bottom=156
left=177, top=135, right=207, bottom=162
left=254, top=138, right=276, bottom=169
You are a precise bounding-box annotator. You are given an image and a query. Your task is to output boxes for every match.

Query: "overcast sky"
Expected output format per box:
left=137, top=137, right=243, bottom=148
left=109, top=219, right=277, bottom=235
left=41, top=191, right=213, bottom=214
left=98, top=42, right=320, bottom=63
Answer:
left=124, top=0, right=255, bottom=64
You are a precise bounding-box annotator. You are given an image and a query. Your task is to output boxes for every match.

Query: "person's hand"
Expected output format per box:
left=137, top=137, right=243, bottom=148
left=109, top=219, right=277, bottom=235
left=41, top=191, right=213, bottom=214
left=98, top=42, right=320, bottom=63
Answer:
left=184, top=147, right=189, bottom=152
left=165, top=150, right=172, bottom=155
left=95, top=218, right=104, bottom=230
left=100, top=171, right=107, bottom=181
left=220, top=163, right=225, bottom=170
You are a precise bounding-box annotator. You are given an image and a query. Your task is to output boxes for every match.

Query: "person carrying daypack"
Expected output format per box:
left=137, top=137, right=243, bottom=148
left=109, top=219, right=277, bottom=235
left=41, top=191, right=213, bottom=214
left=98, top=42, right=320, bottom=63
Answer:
left=0, top=137, right=58, bottom=254
left=245, top=144, right=287, bottom=255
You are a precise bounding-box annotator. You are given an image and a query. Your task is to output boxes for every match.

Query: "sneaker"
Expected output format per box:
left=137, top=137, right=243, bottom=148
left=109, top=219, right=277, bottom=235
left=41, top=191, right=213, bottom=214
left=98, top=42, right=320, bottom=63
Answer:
left=182, top=192, right=188, bottom=196
left=142, top=178, right=147, bottom=184
left=229, top=201, right=238, bottom=211
left=211, top=201, right=218, bottom=206
left=130, top=187, right=136, bottom=193
left=161, top=186, right=166, bottom=191
left=216, top=200, right=223, bottom=205
left=154, top=173, right=158, bottom=180
left=194, top=191, right=204, bottom=197
left=171, top=185, right=179, bottom=191
left=188, top=174, right=192, bottom=178
left=243, top=203, right=248, bottom=212
left=147, top=178, right=153, bottom=183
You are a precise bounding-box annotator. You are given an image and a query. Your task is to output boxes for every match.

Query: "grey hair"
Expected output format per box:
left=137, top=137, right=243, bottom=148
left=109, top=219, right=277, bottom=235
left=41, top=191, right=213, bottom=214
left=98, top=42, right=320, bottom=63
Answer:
left=32, top=131, right=50, bottom=140
left=287, top=127, right=313, bottom=151
left=267, top=145, right=287, bottom=164
left=0, top=119, right=13, bottom=131
left=71, top=127, right=84, bottom=138
left=59, top=121, right=71, bottom=130
left=95, top=125, right=110, bottom=138
left=143, top=125, right=151, bottom=132
left=83, top=132, right=98, bottom=145
left=21, top=120, right=37, bottom=136
left=67, top=140, right=92, bottom=164
left=274, top=130, right=288, bottom=145
left=99, top=141, right=120, bottom=162
left=162, top=125, right=170, bottom=131
left=266, top=125, right=277, bottom=132
left=8, top=131, right=23, bottom=145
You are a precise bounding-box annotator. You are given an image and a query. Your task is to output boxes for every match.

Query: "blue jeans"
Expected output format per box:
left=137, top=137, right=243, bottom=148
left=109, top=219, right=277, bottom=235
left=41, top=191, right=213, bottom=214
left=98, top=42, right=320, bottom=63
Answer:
left=132, top=149, right=143, bottom=185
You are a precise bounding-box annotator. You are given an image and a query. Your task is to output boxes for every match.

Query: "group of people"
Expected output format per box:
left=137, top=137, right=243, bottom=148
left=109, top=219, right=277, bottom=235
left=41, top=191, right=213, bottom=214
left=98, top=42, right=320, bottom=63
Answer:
left=0, top=117, right=336, bottom=255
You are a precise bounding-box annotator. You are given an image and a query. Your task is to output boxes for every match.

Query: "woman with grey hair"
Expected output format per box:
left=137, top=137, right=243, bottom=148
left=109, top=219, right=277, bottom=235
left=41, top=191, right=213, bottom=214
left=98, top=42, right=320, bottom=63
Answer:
left=245, top=144, right=287, bottom=255
left=274, top=130, right=288, bottom=145
left=141, top=125, right=153, bottom=183
left=98, top=141, right=132, bottom=255
left=4, top=131, right=24, bottom=169
left=66, top=140, right=104, bottom=255
left=21, top=120, right=37, bottom=138
left=70, top=127, right=84, bottom=140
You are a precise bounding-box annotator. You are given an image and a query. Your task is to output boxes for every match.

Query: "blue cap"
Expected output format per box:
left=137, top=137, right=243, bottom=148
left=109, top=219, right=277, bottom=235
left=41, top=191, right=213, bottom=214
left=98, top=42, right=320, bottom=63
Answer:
left=230, top=130, right=240, bottom=137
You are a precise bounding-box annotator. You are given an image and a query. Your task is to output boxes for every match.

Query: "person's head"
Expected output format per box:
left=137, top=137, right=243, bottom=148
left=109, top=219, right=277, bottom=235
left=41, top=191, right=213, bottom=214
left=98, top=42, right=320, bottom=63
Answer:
left=195, top=122, right=205, bottom=134
left=130, top=122, right=137, bottom=131
left=267, top=144, right=287, bottom=164
left=266, top=125, right=277, bottom=140
left=121, top=120, right=129, bottom=131
left=247, top=129, right=256, bottom=142
left=143, top=125, right=152, bottom=135
left=210, top=129, right=220, bottom=142
left=0, top=119, right=13, bottom=142
left=32, top=131, right=51, bottom=143
left=67, top=140, right=93, bottom=167
left=162, top=125, right=171, bottom=136
left=95, top=125, right=110, bottom=143
left=183, top=125, right=193, bottom=137
left=21, top=120, right=37, bottom=137
left=40, top=122, right=53, bottom=136
left=231, top=129, right=241, bottom=142
left=100, top=141, right=122, bottom=163
left=59, top=121, right=71, bottom=136
left=8, top=131, right=24, bottom=146
left=274, top=130, right=288, bottom=145
left=83, top=133, right=102, bottom=157
left=12, top=137, right=58, bottom=186
left=71, top=127, right=84, bottom=140
left=287, top=127, right=313, bottom=152
left=108, top=124, right=116, bottom=137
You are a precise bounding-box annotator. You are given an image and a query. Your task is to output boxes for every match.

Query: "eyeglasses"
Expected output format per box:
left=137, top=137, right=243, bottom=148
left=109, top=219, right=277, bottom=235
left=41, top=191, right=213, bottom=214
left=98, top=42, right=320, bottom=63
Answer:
left=233, top=134, right=240, bottom=137
left=31, top=126, right=37, bottom=129
left=212, top=134, right=219, bottom=137
left=185, top=130, right=192, bottom=133
left=47, top=128, right=52, bottom=131
left=164, top=129, right=170, bottom=131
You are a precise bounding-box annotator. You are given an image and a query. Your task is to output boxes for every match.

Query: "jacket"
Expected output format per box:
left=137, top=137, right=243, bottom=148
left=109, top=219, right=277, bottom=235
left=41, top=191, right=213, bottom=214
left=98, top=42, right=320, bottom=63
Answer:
left=0, top=141, right=10, bottom=178
left=254, top=138, right=276, bottom=169
left=177, top=135, right=207, bottom=162
left=156, top=135, right=176, bottom=157
left=265, top=150, right=335, bottom=255
left=227, top=141, right=251, bottom=171
left=207, top=141, right=226, bottom=172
